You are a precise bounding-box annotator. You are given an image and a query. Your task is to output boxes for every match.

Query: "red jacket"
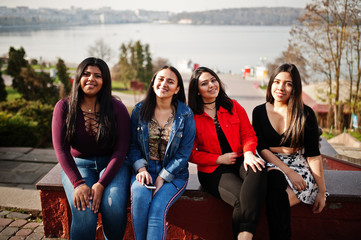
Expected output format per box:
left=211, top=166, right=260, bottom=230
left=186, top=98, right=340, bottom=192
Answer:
left=189, top=100, right=257, bottom=173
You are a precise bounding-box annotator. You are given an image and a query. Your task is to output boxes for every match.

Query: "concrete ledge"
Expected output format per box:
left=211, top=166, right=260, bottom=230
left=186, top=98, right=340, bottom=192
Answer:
left=36, top=163, right=361, bottom=201
left=328, top=133, right=361, bottom=148
left=36, top=162, right=361, bottom=240
left=324, top=170, right=361, bottom=201
left=35, top=164, right=63, bottom=191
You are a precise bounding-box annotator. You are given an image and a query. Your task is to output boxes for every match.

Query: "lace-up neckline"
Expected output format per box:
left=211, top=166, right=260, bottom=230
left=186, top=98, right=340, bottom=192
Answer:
left=82, top=110, right=100, bottom=137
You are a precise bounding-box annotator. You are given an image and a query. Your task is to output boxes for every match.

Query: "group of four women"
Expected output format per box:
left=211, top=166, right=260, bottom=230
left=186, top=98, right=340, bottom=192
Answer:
left=52, top=57, right=327, bottom=240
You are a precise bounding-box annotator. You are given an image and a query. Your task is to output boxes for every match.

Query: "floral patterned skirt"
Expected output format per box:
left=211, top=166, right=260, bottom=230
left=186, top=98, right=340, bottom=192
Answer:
left=266, top=152, right=319, bottom=204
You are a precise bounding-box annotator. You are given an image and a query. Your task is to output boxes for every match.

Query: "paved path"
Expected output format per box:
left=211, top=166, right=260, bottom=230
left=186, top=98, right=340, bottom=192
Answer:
left=0, top=147, right=58, bottom=211
left=216, top=73, right=265, bottom=119
left=0, top=147, right=62, bottom=239
left=0, top=209, right=66, bottom=240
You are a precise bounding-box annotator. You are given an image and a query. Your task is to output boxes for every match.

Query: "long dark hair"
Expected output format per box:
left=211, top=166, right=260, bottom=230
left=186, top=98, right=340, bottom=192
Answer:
left=266, top=63, right=305, bottom=148
left=188, top=66, right=233, bottom=115
left=140, top=66, right=186, bottom=122
left=66, top=57, right=116, bottom=147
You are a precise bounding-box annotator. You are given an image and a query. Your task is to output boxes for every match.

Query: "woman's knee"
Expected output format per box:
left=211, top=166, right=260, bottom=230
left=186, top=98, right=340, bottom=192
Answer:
left=250, top=166, right=267, bottom=176
left=242, top=165, right=267, bottom=181
left=103, top=181, right=129, bottom=205
left=131, top=185, right=152, bottom=206
left=71, top=208, right=98, bottom=227
left=101, top=192, right=128, bottom=215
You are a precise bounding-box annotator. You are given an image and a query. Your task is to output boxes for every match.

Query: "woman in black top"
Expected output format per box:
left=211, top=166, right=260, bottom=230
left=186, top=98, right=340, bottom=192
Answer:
left=252, top=63, right=327, bottom=240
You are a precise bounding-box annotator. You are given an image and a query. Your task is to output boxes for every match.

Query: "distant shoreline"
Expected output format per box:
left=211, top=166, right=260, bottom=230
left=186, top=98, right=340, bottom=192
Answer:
left=0, top=22, right=296, bottom=33
left=0, top=7, right=302, bottom=29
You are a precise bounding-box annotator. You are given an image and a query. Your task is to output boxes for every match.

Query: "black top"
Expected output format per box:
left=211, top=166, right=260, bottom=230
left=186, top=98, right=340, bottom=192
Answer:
left=252, top=103, right=320, bottom=157
left=214, top=115, right=233, bottom=154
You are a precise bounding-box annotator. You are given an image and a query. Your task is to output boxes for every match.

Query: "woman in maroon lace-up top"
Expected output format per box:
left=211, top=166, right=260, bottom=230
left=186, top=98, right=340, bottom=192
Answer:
left=52, top=57, right=131, bottom=240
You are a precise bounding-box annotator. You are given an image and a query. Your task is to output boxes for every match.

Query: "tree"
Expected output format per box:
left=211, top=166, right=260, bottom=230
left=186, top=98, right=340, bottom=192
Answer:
left=0, top=59, right=7, bottom=101
left=5, top=46, right=59, bottom=104
left=87, top=38, right=112, bottom=62
left=144, top=44, right=153, bottom=81
left=346, top=2, right=361, bottom=118
left=267, top=43, right=310, bottom=83
left=134, top=41, right=145, bottom=84
left=19, top=66, right=59, bottom=105
left=6, top=46, right=28, bottom=92
left=290, top=0, right=357, bottom=130
left=56, top=58, right=71, bottom=96
left=114, top=40, right=153, bottom=88
left=115, top=42, right=137, bottom=88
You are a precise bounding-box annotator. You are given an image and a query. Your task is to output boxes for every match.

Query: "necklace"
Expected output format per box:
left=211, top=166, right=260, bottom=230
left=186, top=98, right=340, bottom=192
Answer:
left=203, top=100, right=216, bottom=105
left=83, top=106, right=93, bottom=112
left=82, top=105, right=94, bottom=112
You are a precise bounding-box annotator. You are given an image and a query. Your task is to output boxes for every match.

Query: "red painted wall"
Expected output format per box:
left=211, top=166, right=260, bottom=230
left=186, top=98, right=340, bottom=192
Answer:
left=40, top=190, right=361, bottom=240
left=323, top=155, right=361, bottom=171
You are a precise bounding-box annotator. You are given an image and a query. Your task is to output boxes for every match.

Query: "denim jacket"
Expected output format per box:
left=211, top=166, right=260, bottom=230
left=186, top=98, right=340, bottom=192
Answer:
left=127, top=100, right=196, bottom=182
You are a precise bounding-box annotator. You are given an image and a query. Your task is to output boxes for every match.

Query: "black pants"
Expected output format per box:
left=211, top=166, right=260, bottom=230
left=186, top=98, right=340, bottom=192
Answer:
left=266, top=169, right=291, bottom=240
left=198, top=160, right=267, bottom=238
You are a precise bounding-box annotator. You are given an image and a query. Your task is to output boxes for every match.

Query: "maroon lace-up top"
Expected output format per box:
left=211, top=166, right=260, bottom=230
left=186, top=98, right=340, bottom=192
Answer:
left=52, top=98, right=131, bottom=188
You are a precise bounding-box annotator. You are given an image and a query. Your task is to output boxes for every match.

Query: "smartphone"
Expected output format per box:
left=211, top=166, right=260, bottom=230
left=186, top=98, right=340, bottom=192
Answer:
left=144, top=183, right=156, bottom=189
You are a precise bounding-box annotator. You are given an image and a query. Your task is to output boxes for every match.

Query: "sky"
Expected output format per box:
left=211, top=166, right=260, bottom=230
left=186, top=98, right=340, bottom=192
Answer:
left=1, top=0, right=312, bottom=12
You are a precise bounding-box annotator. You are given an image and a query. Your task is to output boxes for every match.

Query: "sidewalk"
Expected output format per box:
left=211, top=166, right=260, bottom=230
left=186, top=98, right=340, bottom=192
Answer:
left=0, top=147, right=62, bottom=240
left=0, top=147, right=58, bottom=211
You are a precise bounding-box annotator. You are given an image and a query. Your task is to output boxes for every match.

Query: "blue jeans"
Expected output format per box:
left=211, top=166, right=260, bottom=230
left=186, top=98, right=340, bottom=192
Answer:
left=62, top=156, right=130, bottom=240
left=130, top=160, right=187, bottom=240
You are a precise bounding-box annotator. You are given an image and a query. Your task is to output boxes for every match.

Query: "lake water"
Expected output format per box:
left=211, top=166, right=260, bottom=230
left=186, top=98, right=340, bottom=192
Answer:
left=0, top=24, right=292, bottom=74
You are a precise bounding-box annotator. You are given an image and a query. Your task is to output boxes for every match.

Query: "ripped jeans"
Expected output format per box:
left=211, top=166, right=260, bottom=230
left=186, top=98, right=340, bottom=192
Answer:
left=62, top=156, right=130, bottom=240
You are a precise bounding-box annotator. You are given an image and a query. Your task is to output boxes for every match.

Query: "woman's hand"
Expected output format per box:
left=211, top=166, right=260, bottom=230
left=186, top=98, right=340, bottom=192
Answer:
left=136, top=167, right=152, bottom=185
left=153, top=176, right=165, bottom=196
left=216, top=152, right=238, bottom=165
left=312, top=191, right=326, bottom=214
left=91, top=182, right=104, bottom=214
left=243, top=151, right=266, bottom=172
left=74, top=184, right=91, bottom=211
left=307, top=155, right=327, bottom=214
left=286, top=169, right=307, bottom=191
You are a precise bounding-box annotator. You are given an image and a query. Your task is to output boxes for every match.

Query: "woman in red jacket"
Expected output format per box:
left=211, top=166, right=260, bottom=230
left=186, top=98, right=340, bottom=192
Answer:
left=188, top=67, right=267, bottom=240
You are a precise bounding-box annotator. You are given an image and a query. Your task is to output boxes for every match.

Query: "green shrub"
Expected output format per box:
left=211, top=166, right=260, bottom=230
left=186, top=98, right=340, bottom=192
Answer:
left=0, top=112, right=40, bottom=146
left=321, top=132, right=334, bottom=140
left=0, top=99, right=54, bottom=147
left=349, top=131, right=361, bottom=142
left=5, top=86, right=21, bottom=101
